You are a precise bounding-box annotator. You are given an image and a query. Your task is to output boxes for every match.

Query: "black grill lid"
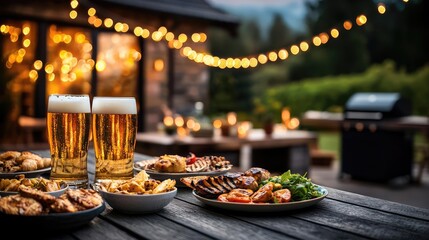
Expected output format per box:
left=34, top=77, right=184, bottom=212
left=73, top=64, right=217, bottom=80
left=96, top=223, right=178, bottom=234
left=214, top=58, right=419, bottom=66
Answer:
left=344, top=92, right=411, bottom=120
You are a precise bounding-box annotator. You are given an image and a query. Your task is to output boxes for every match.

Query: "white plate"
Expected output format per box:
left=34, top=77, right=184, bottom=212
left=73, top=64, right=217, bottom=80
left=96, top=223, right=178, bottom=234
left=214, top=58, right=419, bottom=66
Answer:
left=0, top=167, right=51, bottom=179
left=0, top=182, right=69, bottom=198
left=134, top=160, right=232, bottom=187
left=97, top=187, right=177, bottom=214
left=192, top=186, right=328, bottom=212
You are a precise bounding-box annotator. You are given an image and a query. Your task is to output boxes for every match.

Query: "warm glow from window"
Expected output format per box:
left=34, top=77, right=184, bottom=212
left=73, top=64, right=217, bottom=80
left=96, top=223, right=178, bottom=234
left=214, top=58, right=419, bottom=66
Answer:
left=153, top=59, right=164, bottom=72
left=213, top=119, right=222, bottom=129
left=96, top=60, right=106, bottom=71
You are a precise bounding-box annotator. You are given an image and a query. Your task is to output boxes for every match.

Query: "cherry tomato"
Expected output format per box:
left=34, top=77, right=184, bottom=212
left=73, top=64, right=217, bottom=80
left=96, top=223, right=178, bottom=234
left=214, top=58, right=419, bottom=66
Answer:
left=217, top=193, right=229, bottom=202
left=186, top=152, right=196, bottom=165
left=273, top=189, right=291, bottom=203
left=226, top=190, right=252, bottom=203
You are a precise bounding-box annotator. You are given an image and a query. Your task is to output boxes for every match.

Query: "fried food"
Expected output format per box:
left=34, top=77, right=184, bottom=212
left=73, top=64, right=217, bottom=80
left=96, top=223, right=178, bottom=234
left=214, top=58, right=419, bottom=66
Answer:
left=65, top=189, right=103, bottom=210
left=0, top=176, right=62, bottom=193
left=0, top=151, right=51, bottom=173
left=18, top=185, right=57, bottom=207
left=96, top=170, right=176, bottom=194
left=0, top=195, right=43, bottom=215
left=154, top=155, right=186, bottom=173
left=0, top=188, right=103, bottom=216
left=50, top=196, right=77, bottom=213
left=136, top=154, right=232, bottom=173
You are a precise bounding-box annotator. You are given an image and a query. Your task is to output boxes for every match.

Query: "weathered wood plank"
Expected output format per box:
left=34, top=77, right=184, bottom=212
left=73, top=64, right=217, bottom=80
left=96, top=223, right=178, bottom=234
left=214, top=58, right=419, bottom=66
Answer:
left=100, top=208, right=213, bottom=240
left=70, top=217, right=139, bottom=240
left=158, top=197, right=295, bottom=240
left=292, top=198, right=429, bottom=240
left=325, top=187, right=429, bottom=221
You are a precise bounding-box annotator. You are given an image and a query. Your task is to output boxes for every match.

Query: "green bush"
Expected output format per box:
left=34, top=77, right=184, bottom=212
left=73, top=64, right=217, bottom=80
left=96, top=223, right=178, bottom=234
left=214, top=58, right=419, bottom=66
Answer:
left=261, top=61, right=429, bottom=118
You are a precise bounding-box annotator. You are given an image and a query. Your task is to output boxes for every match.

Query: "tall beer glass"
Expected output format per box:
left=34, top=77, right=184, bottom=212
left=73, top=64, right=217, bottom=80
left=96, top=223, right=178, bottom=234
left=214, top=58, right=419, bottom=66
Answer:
left=92, top=97, right=137, bottom=182
left=47, top=94, right=91, bottom=188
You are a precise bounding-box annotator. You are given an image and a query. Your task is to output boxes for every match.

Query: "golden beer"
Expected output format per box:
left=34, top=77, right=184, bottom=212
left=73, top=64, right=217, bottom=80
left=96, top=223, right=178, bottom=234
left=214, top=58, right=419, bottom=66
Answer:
left=47, top=94, right=91, bottom=188
left=92, top=97, right=137, bottom=181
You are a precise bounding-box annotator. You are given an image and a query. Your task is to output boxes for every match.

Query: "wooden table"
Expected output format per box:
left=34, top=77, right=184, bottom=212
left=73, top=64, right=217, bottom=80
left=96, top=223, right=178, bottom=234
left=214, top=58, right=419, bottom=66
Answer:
left=20, top=150, right=429, bottom=239
left=136, top=129, right=317, bottom=175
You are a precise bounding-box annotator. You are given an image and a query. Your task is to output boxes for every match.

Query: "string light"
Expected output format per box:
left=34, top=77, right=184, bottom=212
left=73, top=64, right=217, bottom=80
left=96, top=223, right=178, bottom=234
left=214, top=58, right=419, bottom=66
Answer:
left=1, top=1, right=396, bottom=73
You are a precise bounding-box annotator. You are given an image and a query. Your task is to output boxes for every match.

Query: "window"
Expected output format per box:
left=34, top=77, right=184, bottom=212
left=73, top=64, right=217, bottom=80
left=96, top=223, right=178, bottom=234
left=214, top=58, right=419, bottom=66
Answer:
left=96, top=33, right=140, bottom=97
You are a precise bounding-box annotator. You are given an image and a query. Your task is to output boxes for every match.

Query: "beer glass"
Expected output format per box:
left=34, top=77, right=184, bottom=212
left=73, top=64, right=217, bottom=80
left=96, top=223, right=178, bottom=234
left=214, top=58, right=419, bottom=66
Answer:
left=92, top=97, right=137, bottom=182
left=47, top=94, right=91, bottom=188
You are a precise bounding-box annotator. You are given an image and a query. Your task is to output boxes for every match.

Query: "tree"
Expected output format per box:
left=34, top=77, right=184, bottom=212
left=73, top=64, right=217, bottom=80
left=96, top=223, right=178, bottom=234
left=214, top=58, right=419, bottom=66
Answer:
left=265, top=13, right=295, bottom=51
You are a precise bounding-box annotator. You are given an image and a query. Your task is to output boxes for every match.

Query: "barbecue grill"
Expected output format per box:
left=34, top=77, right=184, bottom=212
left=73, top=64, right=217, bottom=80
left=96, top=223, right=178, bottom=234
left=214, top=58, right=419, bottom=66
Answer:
left=340, top=92, right=413, bottom=183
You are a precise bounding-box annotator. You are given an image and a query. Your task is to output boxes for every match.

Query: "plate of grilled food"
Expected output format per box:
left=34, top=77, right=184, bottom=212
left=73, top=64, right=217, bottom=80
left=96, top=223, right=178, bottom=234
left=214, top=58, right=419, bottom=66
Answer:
left=134, top=154, right=233, bottom=186
left=0, top=175, right=68, bottom=197
left=181, top=167, right=328, bottom=212
left=0, top=151, right=51, bottom=178
left=0, top=186, right=105, bottom=231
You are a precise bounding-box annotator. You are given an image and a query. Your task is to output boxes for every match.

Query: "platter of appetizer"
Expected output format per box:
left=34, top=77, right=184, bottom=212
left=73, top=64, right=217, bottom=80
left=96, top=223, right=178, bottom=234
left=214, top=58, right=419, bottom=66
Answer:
left=181, top=167, right=328, bottom=212
left=134, top=154, right=232, bottom=186
left=0, top=187, right=105, bottom=230
left=0, top=151, right=51, bottom=178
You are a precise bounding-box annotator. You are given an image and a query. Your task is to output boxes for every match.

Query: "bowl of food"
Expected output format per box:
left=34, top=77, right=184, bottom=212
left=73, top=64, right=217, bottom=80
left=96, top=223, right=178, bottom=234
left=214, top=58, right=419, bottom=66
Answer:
left=93, top=170, right=177, bottom=214
left=0, top=175, right=68, bottom=197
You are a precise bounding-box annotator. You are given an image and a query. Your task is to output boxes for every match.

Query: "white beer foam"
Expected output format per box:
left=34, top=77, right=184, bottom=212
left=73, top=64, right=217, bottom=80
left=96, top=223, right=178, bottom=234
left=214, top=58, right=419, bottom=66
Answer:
left=48, top=94, right=91, bottom=113
left=92, top=97, right=137, bottom=114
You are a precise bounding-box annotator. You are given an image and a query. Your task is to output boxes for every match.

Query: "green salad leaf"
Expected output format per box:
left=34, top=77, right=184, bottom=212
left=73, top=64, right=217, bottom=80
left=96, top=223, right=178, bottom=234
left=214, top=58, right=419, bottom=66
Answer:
left=261, top=170, right=322, bottom=201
